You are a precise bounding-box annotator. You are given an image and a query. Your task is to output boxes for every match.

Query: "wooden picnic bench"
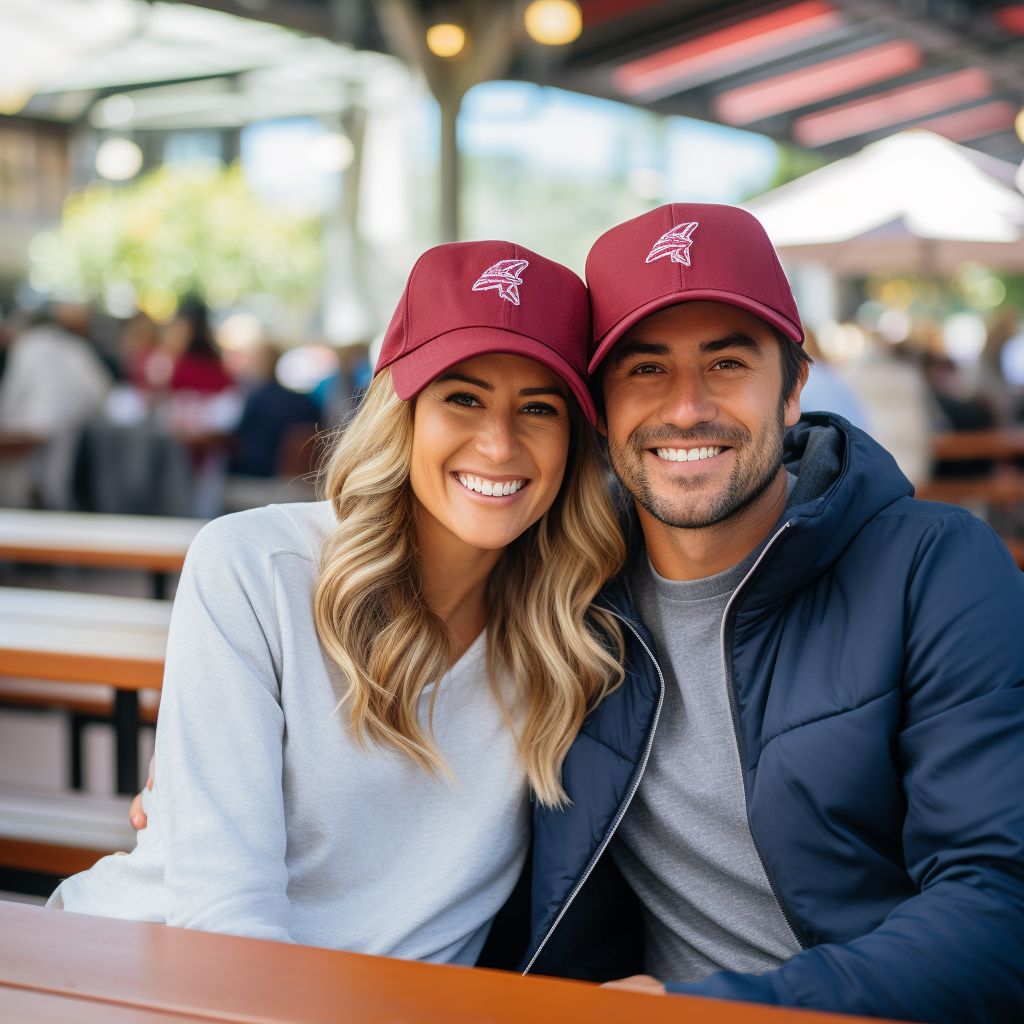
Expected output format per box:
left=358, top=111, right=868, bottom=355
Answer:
left=0, top=902, right=887, bottom=1024
left=0, top=587, right=169, bottom=796
left=0, top=509, right=206, bottom=597
left=920, top=430, right=1024, bottom=568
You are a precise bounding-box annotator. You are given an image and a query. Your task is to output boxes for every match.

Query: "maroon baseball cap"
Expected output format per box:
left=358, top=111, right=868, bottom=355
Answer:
left=586, top=203, right=803, bottom=374
left=375, top=240, right=596, bottom=423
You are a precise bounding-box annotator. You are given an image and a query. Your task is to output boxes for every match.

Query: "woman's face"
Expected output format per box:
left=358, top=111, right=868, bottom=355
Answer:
left=410, top=352, right=572, bottom=553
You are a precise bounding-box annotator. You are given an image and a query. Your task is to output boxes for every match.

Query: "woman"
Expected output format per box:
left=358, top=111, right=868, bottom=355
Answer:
left=166, top=300, right=233, bottom=393
left=49, top=241, right=626, bottom=968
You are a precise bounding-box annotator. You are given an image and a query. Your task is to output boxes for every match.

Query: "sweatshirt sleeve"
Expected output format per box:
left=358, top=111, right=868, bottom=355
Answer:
left=666, top=510, right=1024, bottom=1023
left=156, top=512, right=293, bottom=943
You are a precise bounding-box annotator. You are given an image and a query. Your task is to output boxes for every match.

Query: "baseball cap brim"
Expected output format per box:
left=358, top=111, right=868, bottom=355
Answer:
left=388, top=326, right=597, bottom=424
left=588, top=289, right=805, bottom=375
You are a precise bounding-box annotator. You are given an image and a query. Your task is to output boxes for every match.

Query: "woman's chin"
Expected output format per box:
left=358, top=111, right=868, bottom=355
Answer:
left=447, top=518, right=531, bottom=552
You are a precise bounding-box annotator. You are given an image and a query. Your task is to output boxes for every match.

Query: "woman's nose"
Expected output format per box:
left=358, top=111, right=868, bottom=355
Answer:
left=474, top=412, right=521, bottom=464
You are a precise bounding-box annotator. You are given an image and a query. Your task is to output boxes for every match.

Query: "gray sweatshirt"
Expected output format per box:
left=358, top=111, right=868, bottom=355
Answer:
left=50, top=502, right=531, bottom=966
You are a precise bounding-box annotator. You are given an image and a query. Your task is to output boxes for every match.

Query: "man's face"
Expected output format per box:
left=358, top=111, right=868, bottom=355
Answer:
left=600, top=301, right=804, bottom=530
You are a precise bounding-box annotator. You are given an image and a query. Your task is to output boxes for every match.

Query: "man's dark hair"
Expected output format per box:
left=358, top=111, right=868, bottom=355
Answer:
left=777, top=330, right=813, bottom=406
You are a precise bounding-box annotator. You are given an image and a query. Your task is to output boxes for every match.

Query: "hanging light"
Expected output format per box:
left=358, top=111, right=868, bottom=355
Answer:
left=1015, top=106, right=1024, bottom=143
left=524, top=0, right=582, bottom=46
left=426, top=23, right=466, bottom=57
left=95, top=137, right=143, bottom=180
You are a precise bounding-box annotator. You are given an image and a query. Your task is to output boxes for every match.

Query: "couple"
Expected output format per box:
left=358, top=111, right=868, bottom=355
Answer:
left=52, top=205, right=1024, bottom=1022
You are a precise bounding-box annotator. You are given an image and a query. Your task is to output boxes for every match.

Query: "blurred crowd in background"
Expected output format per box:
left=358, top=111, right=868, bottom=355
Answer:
left=0, top=297, right=370, bottom=517
left=1, top=0, right=1023, bottom=523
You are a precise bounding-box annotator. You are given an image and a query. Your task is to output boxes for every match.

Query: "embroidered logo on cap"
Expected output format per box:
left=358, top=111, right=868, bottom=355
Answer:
left=646, top=222, right=698, bottom=266
left=472, top=259, right=529, bottom=305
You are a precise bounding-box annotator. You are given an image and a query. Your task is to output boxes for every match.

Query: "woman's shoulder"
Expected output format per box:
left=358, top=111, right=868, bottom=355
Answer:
left=187, top=501, right=337, bottom=571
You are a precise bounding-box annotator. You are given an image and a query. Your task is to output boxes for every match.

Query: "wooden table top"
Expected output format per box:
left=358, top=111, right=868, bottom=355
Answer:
left=0, top=509, right=206, bottom=572
left=0, top=903, right=884, bottom=1024
left=0, top=587, right=170, bottom=689
left=932, top=428, right=1024, bottom=461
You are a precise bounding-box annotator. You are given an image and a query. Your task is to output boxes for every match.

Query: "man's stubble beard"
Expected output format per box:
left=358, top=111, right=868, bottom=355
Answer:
left=606, top=406, right=786, bottom=531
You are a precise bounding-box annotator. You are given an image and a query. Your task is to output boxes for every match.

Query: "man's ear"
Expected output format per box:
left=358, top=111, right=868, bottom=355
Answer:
left=784, top=359, right=810, bottom=429
left=597, top=413, right=608, bottom=438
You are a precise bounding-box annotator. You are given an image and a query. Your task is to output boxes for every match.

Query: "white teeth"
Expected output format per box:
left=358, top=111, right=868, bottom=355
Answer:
left=655, top=446, right=723, bottom=463
left=456, top=474, right=526, bottom=496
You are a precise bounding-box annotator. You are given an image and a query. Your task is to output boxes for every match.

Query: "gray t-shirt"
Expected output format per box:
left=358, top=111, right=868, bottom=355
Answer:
left=611, top=480, right=802, bottom=983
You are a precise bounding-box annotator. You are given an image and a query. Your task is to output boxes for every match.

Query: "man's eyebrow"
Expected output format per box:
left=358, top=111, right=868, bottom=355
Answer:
left=612, top=340, right=671, bottom=366
left=700, top=333, right=762, bottom=354
left=436, top=372, right=493, bottom=391
left=520, top=387, right=567, bottom=398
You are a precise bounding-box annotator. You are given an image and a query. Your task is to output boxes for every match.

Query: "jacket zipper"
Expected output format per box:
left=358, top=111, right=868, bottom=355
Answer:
left=522, top=615, right=666, bottom=975
left=720, top=520, right=808, bottom=950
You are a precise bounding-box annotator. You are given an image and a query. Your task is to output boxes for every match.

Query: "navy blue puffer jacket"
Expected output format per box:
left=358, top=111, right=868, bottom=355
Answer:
left=520, top=414, right=1024, bottom=1022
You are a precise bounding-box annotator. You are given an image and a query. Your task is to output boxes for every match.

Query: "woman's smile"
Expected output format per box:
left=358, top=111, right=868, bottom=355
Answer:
left=453, top=471, right=530, bottom=498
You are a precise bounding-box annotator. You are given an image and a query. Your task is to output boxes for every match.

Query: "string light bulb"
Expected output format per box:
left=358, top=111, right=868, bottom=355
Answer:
left=426, top=23, right=466, bottom=57
left=524, top=0, right=582, bottom=46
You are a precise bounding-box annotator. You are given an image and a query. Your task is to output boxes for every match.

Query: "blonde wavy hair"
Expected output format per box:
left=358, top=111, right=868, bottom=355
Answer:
left=313, top=367, right=626, bottom=807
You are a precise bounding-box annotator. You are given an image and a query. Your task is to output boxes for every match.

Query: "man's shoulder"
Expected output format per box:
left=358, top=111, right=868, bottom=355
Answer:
left=848, top=494, right=1023, bottom=594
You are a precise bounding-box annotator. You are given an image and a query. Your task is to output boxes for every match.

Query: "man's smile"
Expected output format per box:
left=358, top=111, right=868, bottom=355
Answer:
left=652, top=445, right=728, bottom=464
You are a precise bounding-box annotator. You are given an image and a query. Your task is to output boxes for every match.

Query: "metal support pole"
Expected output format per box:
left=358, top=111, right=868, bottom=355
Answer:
left=439, top=93, right=460, bottom=243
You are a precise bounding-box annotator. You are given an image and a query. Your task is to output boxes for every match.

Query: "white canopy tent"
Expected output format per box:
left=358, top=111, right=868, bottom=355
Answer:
left=745, top=131, right=1024, bottom=275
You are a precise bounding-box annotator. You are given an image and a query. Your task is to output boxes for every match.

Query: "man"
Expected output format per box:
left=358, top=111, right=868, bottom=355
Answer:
left=517, top=204, right=1024, bottom=1022
left=0, top=303, right=111, bottom=508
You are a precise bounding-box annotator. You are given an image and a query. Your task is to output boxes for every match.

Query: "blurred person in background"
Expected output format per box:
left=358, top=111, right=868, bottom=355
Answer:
left=0, top=302, right=111, bottom=508
left=977, top=307, right=1020, bottom=427
left=231, top=344, right=319, bottom=479
left=797, top=325, right=866, bottom=428
left=166, top=300, right=233, bottom=393
left=840, top=331, right=933, bottom=486
left=120, top=311, right=162, bottom=389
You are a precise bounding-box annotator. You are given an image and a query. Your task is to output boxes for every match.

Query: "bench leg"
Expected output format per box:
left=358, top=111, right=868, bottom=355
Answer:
left=69, top=714, right=85, bottom=791
left=114, top=691, right=139, bottom=795
left=151, top=571, right=168, bottom=600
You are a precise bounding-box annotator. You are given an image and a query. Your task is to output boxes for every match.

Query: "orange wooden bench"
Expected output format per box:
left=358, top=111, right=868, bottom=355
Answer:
left=0, top=902, right=893, bottom=1024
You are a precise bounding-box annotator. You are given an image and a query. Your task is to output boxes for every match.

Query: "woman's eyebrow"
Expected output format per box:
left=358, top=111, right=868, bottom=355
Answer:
left=520, top=387, right=566, bottom=398
left=436, top=372, right=493, bottom=390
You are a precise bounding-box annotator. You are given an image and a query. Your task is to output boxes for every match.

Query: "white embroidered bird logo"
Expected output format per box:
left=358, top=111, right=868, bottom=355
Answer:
left=646, top=222, right=698, bottom=265
left=472, top=259, right=530, bottom=305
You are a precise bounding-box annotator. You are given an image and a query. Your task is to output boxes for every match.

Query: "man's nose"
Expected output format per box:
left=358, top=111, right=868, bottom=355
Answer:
left=660, top=371, right=718, bottom=428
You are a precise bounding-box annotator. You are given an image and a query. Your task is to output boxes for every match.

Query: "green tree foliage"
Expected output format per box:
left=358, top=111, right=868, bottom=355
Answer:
left=29, top=163, right=321, bottom=319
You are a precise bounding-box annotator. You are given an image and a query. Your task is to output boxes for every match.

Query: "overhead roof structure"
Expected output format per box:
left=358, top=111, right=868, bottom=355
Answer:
left=4, top=0, right=403, bottom=128
left=183, top=0, right=1024, bottom=163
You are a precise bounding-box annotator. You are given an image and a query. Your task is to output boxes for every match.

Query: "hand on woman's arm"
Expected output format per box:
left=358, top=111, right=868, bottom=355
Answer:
left=129, top=755, right=155, bottom=830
